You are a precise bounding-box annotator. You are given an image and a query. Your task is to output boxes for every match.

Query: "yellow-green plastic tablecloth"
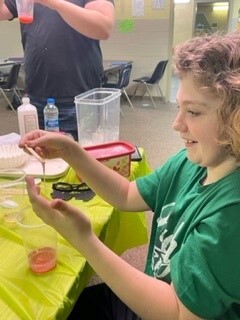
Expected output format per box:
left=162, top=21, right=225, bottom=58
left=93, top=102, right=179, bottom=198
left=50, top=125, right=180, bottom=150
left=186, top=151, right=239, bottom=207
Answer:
left=0, top=150, right=151, bottom=319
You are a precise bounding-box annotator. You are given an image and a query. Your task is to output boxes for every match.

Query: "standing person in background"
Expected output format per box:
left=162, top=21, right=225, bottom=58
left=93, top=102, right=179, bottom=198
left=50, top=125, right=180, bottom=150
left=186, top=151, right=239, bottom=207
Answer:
left=20, top=31, right=240, bottom=319
left=0, top=0, right=115, bottom=140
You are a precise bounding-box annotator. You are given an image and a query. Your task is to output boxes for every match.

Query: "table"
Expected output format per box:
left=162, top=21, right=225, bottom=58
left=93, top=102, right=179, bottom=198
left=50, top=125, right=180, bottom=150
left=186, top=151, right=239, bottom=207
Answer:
left=103, top=60, right=133, bottom=74
left=0, top=58, right=129, bottom=84
left=0, top=58, right=127, bottom=70
left=0, top=150, right=151, bottom=319
left=0, top=57, right=23, bottom=67
left=102, top=60, right=133, bottom=87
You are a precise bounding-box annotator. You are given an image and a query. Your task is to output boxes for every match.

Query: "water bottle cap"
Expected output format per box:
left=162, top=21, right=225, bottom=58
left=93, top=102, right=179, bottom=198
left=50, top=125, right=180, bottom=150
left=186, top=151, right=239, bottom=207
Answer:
left=22, top=96, right=30, bottom=104
left=47, top=98, right=55, bottom=104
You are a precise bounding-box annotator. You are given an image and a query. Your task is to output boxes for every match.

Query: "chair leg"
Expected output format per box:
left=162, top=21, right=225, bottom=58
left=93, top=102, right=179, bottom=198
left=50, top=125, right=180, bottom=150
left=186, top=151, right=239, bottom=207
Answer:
left=157, top=84, right=166, bottom=103
left=13, top=88, right=22, bottom=103
left=145, top=85, right=157, bottom=109
left=123, top=89, right=135, bottom=112
left=133, top=84, right=149, bottom=106
left=0, top=88, right=17, bottom=113
left=132, top=83, right=139, bottom=101
left=141, top=86, right=148, bottom=100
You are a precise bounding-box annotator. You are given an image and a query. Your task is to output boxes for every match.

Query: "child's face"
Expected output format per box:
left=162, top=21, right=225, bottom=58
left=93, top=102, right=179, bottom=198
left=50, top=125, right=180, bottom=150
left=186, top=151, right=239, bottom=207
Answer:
left=172, top=74, right=229, bottom=169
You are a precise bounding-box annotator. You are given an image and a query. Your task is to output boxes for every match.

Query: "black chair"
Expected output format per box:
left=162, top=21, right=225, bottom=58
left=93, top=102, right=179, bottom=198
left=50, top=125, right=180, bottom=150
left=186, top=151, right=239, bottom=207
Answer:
left=102, top=63, right=135, bottom=116
left=132, top=60, right=168, bottom=108
left=0, top=63, right=22, bottom=113
left=0, top=70, right=9, bottom=82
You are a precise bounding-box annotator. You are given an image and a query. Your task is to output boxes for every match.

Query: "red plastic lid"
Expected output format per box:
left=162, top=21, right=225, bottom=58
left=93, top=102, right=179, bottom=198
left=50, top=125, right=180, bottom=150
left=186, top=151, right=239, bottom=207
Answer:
left=84, top=141, right=135, bottom=160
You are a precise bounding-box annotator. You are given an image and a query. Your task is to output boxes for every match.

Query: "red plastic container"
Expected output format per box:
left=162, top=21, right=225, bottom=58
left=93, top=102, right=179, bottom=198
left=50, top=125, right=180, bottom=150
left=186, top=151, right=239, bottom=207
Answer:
left=84, top=141, right=135, bottom=177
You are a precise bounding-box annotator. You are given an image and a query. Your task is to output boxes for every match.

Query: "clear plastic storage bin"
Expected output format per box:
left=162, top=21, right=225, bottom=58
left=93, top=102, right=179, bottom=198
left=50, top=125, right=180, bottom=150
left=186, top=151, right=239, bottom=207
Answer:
left=75, top=88, right=121, bottom=146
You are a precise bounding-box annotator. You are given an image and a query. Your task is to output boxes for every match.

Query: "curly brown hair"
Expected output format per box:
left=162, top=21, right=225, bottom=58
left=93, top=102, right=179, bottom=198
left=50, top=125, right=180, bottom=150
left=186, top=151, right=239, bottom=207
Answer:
left=173, top=31, right=240, bottom=163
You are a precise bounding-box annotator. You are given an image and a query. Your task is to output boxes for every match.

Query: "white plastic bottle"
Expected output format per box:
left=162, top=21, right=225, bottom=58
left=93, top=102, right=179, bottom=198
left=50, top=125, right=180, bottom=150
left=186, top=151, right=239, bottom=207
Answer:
left=43, top=98, right=59, bottom=132
left=17, top=96, right=39, bottom=136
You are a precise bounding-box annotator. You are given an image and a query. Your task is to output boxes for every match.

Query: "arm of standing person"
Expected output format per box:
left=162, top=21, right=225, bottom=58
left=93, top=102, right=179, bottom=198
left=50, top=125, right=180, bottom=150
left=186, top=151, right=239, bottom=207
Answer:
left=25, top=176, right=203, bottom=320
left=35, top=0, right=115, bottom=40
left=0, top=0, right=13, bottom=19
left=0, top=0, right=114, bottom=40
left=19, top=130, right=148, bottom=212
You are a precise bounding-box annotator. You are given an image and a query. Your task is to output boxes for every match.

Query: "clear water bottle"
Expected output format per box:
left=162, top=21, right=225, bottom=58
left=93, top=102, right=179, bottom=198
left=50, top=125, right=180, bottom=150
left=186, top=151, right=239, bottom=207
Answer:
left=17, top=96, right=39, bottom=136
left=44, top=98, right=59, bottom=132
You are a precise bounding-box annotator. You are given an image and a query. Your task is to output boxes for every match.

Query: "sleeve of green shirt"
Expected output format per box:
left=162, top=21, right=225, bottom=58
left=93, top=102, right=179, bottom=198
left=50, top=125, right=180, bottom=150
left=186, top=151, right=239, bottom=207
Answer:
left=171, top=203, right=240, bottom=319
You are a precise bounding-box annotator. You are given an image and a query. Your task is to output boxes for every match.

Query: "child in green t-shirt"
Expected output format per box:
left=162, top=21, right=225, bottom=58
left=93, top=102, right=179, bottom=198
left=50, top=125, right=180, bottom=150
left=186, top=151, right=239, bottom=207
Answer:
left=20, top=31, right=240, bottom=320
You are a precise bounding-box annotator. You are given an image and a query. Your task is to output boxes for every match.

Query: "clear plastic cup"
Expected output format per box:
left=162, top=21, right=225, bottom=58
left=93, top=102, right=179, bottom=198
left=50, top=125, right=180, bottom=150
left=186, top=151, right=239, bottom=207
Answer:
left=0, top=169, right=26, bottom=224
left=16, top=0, right=34, bottom=24
left=17, top=207, right=57, bottom=274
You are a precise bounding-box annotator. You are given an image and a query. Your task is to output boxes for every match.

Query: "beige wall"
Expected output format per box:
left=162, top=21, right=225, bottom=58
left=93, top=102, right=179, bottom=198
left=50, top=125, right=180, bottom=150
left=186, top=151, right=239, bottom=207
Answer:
left=101, top=18, right=172, bottom=99
left=0, top=20, right=22, bottom=57
left=115, top=0, right=171, bottom=20
left=173, top=2, right=195, bottom=47
left=102, top=0, right=173, bottom=100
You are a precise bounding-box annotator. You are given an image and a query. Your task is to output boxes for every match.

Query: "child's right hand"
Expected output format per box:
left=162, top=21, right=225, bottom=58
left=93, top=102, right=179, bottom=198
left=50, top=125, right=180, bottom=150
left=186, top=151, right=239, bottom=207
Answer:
left=19, top=129, right=76, bottom=161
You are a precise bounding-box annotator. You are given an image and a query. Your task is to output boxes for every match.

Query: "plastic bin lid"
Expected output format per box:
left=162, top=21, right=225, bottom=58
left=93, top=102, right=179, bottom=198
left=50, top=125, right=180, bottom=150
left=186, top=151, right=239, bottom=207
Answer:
left=84, top=141, right=135, bottom=160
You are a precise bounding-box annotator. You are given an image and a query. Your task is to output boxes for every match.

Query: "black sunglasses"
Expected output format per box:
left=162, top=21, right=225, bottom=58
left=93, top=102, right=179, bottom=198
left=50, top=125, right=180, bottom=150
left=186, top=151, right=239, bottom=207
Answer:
left=51, top=182, right=95, bottom=201
left=52, top=182, right=90, bottom=192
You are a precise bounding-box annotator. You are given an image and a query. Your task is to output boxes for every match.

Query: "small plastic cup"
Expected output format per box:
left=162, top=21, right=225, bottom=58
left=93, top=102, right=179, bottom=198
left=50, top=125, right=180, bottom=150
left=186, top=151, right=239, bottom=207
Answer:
left=0, top=169, right=26, bottom=224
left=17, top=207, right=57, bottom=274
left=16, top=0, right=34, bottom=24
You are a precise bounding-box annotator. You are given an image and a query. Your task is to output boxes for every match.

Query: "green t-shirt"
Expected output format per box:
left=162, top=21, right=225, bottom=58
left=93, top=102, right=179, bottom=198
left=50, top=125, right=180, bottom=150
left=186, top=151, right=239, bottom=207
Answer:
left=136, top=149, right=240, bottom=320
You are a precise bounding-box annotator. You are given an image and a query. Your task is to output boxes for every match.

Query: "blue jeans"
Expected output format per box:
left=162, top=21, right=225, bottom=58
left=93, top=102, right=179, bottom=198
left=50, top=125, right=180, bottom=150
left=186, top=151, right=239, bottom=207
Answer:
left=29, top=96, right=79, bottom=141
